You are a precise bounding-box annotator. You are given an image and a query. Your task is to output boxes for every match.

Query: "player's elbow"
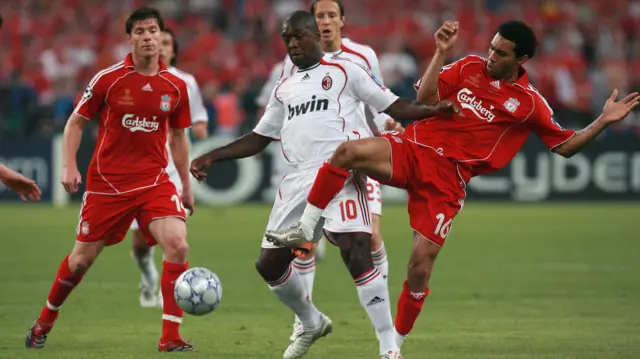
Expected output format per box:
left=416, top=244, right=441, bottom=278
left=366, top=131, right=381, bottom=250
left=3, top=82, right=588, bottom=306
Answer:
left=552, top=144, right=576, bottom=158
left=192, top=122, right=208, bottom=139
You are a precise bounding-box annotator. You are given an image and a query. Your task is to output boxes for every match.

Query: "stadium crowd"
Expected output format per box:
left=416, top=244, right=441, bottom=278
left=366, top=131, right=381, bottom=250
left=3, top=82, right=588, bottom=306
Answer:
left=1, top=0, right=639, bottom=139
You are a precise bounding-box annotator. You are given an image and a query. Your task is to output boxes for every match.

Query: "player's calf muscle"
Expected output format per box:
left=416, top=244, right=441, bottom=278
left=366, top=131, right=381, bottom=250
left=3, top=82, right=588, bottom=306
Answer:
left=335, top=232, right=375, bottom=278
left=406, top=234, right=441, bottom=291
left=255, top=248, right=296, bottom=282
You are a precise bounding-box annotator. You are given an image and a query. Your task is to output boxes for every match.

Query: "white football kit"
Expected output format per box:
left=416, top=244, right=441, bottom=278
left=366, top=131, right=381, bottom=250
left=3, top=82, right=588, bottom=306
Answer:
left=130, top=66, right=209, bottom=231
left=254, top=55, right=398, bottom=248
left=256, top=38, right=388, bottom=215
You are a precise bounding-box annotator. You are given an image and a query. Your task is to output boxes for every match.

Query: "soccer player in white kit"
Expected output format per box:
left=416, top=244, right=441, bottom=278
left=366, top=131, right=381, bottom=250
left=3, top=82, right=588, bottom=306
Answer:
left=129, top=27, right=209, bottom=308
left=191, top=11, right=452, bottom=359
left=255, top=0, right=396, bottom=341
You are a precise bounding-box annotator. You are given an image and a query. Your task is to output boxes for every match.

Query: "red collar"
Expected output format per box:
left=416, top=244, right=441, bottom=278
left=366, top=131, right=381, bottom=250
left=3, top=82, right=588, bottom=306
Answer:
left=123, top=53, right=168, bottom=72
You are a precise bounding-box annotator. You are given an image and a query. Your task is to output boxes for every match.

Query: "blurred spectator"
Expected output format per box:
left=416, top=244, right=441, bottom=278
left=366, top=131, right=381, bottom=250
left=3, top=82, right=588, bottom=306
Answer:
left=1, top=0, right=639, bottom=138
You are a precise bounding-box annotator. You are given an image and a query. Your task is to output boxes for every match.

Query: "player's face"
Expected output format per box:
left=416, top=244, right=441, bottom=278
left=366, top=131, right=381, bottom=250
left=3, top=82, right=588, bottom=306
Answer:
left=314, top=1, right=344, bottom=44
left=281, top=23, right=321, bottom=68
left=160, top=32, right=175, bottom=66
left=487, top=33, right=527, bottom=79
left=129, top=18, right=162, bottom=58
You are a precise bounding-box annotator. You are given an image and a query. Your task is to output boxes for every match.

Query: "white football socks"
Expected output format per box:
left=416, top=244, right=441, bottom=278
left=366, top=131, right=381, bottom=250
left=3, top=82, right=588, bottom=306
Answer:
left=354, top=268, right=397, bottom=354
left=269, top=265, right=321, bottom=329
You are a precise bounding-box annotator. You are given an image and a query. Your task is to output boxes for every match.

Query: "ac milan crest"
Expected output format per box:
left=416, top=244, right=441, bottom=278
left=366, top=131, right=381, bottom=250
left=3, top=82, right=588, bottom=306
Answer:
left=322, top=76, right=332, bottom=90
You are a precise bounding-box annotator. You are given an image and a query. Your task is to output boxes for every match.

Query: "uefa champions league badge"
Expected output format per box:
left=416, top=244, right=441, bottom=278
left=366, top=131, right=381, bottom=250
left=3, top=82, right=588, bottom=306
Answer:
left=160, top=95, right=171, bottom=112
left=503, top=97, right=520, bottom=113
left=322, top=75, right=332, bottom=90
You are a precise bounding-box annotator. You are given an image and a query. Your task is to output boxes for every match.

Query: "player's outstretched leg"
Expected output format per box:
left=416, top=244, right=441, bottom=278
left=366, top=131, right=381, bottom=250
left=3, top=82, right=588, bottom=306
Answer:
left=26, top=240, right=105, bottom=349
left=290, top=245, right=317, bottom=342
left=256, top=247, right=332, bottom=359
left=265, top=138, right=392, bottom=248
left=394, top=232, right=441, bottom=349
left=149, top=217, right=193, bottom=352
left=371, top=214, right=389, bottom=281
left=330, top=231, right=400, bottom=357
left=130, top=223, right=160, bottom=308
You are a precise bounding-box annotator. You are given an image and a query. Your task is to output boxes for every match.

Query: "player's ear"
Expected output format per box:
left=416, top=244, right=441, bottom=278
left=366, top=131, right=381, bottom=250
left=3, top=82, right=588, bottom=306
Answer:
left=339, top=16, right=345, bottom=30
left=516, top=55, right=530, bottom=66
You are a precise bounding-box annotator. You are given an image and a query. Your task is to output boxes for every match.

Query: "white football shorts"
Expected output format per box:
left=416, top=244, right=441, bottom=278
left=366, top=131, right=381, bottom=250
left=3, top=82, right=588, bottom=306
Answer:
left=261, top=168, right=372, bottom=249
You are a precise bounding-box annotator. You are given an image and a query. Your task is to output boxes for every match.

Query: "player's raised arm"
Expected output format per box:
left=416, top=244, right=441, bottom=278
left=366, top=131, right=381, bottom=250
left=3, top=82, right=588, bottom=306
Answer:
left=416, top=21, right=459, bottom=104
left=190, top=79, right=286, bottom=181
left=339, top=60, right=460, bottom=122
left=548, top=89, right=640, bottom=158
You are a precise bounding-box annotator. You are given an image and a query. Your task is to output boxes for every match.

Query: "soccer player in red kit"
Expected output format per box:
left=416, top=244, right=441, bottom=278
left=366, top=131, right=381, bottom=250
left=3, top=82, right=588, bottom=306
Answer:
left=266, top=20, right=640, bottom=349
left=25, top=7, right=196, bottom=352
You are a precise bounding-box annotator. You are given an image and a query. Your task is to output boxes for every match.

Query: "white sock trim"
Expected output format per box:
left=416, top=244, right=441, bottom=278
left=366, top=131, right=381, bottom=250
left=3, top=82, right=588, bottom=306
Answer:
left=162, top=314, right=183, bottom=323
left=46, top=300, right=60, bottom=311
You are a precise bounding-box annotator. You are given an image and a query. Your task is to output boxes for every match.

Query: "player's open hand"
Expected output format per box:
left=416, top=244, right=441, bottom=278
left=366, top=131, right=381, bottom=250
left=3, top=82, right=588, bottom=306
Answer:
left=190, top=157, right=212, bottom=182
left=601, top=89, right=640, bottom=124
left=182, top=187, right=195, bottom=216
left=384, top=119, right=404, bottom=134
left=1, top=171, right=42, bottom=201
left=434, top=100, right=462, bottom=117
left=435, top=21, right=459, bottom=53
left=61, top=165, right=82, bottom=194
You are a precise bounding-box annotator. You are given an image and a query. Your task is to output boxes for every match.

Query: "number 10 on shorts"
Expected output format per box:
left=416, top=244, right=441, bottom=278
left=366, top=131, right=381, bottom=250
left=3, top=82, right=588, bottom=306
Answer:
left=339, top=200, right=358, bottom=221
left=434, top=213, right=452, bottom=239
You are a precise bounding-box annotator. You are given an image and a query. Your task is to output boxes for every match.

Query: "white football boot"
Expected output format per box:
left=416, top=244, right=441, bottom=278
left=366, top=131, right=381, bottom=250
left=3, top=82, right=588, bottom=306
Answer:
left=283, top=313, right=332, bottom=359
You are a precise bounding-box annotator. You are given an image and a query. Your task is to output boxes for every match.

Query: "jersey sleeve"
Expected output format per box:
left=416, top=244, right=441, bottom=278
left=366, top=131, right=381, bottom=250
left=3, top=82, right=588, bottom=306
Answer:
left=344, top=61, right=399, bottom=113
left=185, top=74, right=209, bottom=124
left=253, top=79, right=286, bottom=140
left=527, top=93, right=575, bottom=150
left=171, top=82, right=192, bottom=129
left=414, top=56, right=468, bottom=100
left=73, top=72, right=109, bottom=120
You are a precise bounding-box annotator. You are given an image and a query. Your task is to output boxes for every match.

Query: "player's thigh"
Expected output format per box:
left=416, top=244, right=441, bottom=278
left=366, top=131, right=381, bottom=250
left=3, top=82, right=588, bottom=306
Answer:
left=261, top=172, right=315, bottom=249
left=76, top=192, right=138, bottom=246
left=407, top=161, right=466, bottom=248
left=138, top=182, right=188, bottom=247
left=323, top=174, right=372, bottom=246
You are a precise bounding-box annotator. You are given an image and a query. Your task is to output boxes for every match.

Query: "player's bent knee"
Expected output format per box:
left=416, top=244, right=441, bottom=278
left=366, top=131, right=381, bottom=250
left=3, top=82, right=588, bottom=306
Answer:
left=333, top=141, right=362, bottom=168
left=68, top=240, right=104, bottom=275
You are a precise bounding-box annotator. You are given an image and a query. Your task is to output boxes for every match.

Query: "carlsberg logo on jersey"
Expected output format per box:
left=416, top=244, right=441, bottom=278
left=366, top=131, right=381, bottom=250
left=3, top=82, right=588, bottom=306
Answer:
left=287, top=95, right=329, bottom=120
left=457, top=88, right=496, bottom=122
left=122, top=114, right=160, bottom=132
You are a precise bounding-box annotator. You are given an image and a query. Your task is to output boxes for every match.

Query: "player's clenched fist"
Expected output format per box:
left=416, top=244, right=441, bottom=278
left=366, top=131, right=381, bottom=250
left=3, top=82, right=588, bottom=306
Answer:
left=61, top=165, right=82, bottom=193
left=435, top=21, right=459, bottom=53
left=190, top=157, right=212, bottom=182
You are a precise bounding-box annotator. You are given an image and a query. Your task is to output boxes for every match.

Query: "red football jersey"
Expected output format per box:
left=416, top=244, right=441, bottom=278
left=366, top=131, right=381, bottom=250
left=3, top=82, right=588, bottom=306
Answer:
left=409, top=55, right=575, bottom=177
left=74, top=53, right=191, bottom=194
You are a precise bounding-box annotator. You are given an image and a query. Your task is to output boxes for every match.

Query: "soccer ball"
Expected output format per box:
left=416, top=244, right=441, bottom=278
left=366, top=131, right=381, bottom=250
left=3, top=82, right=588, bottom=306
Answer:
left=174, top=267, right=222, bottom=316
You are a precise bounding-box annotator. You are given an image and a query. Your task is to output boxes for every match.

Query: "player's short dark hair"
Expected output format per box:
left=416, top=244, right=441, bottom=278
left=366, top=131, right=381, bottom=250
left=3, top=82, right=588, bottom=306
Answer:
left=126, top=6, right=164, bottom=35
left=164, top=27, right=178, bottom=66
left=285, top=11, right=319, bottom=33
left=310, top=0, right=345, bottom=17
left=0, top=14, right=3, bottom=31
left=497, top=21, right=538, bottom=59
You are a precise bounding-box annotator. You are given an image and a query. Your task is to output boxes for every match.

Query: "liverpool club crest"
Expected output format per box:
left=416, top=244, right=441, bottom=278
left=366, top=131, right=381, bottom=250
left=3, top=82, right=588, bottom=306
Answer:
left=503, top=97, right=520, bottom=113
left=160, top=94, right=171, bottom=112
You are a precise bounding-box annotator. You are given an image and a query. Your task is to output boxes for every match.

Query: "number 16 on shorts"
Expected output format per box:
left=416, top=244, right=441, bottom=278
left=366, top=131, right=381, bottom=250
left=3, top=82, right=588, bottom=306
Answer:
left=434, top=213, right=452, bottom=240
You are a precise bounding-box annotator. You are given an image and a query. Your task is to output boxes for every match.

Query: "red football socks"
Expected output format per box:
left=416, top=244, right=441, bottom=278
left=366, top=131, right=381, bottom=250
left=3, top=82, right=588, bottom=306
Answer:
left=307, top=162, right=350, bottom=209
left=38, top=254, right=85, bottom=325
left=160, top=260, right=188, bottom=342
left=395, top=281, right=430, bottom=336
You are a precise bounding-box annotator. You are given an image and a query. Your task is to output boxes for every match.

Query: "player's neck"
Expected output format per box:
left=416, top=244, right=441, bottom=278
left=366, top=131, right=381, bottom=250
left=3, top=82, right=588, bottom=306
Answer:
left=133, top=55, right=160, bottom=76
left=502, top=67, right=521, bottom=83
left=322, top=38, right=341, bottom=53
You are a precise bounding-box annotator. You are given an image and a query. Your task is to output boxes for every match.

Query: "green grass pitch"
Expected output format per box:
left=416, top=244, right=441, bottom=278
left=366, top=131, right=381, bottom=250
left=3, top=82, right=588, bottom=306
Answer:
left=0, top=202, right=638, bottom=358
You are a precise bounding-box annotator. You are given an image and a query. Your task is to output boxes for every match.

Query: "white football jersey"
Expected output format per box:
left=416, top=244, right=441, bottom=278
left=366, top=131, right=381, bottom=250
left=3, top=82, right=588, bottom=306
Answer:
left=253, top=55, right=398, bottom=170
left=277, top=38, right=391, bottom=136
left=165, top=66, right=209, bottom=183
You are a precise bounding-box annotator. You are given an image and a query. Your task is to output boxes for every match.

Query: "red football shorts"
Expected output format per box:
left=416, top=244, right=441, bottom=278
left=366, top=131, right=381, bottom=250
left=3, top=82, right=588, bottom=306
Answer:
left=76, top=181, right=187, bottom=246
left=379, top=133, right=469, bottom=247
